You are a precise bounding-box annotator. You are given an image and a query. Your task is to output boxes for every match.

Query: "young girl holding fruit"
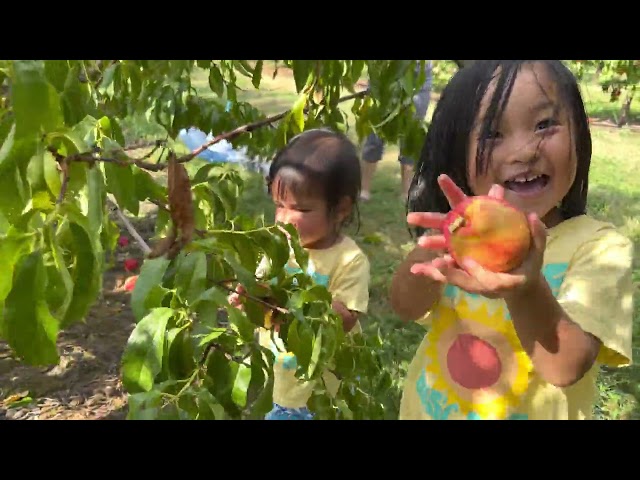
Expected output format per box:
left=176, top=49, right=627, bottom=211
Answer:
left=230, top=128, right=370, bottom=420
left=390, top=60, right=633, bottom=420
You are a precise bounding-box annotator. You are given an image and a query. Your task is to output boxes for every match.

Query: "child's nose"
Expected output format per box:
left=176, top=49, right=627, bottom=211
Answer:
left=276, top=210, right=293, bottom=226
left=504, top=134, right=542, bottom=164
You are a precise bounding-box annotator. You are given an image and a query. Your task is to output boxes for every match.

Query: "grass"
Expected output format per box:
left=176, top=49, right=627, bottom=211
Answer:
left=124, top=62, right=640, bottom=419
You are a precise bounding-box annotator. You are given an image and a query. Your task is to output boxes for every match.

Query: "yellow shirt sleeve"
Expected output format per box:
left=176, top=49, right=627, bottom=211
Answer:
left=556, top=228, right=634, bottom=367
left=329, top=251, right=370, bottom=313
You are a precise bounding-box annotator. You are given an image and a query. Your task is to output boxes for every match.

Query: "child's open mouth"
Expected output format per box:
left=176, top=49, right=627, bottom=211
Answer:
left=504, top=174, right=550, bottom=196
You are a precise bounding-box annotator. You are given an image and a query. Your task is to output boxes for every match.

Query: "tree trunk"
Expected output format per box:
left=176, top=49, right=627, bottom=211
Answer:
left=617, top=86, right=635, bottom=127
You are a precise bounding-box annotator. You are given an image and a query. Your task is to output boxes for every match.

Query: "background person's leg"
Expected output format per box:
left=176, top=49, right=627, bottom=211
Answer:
left=360, top=132, right=384, bottom=201
left=398, top=62, right=433, bottom=200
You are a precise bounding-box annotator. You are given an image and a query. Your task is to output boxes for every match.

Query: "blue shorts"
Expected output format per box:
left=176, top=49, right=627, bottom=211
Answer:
left=265, top=403, right=315, bottom=420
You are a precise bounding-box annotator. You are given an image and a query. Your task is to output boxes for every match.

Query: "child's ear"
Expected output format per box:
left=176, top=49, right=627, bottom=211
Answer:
left=336, top=195, right=353, bottom=224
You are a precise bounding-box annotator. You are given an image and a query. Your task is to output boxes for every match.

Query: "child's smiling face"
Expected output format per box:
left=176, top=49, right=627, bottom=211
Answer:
left=467, top=62, right=578, bottom=227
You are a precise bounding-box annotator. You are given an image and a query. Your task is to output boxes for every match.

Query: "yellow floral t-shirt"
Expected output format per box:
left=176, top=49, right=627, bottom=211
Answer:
left=257, top=235, right=370, bottom=409
left=400, top=215, right=634, bottom=420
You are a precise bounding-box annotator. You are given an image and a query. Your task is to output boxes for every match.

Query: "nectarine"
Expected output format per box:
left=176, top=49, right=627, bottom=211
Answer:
left=443, top=196, right=531, bottom=273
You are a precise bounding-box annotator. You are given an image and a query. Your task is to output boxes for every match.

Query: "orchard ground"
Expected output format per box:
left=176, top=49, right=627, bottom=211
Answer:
left=1, top=63, right=639, bottom=420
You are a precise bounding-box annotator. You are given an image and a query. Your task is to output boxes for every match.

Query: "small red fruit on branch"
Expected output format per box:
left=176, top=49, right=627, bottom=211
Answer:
left=443, top=196, right=531, bottom=273
left=124, top=275, right=138, bottom=292
left=118, top=235, right=130, bottom=247
left=124, top=258, right=140, bottom=272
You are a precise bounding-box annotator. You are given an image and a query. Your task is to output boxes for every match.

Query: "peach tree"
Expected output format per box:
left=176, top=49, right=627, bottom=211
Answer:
left=0, top=60, right=429, bottom=419
left=569, top=60, right=639, bottom=126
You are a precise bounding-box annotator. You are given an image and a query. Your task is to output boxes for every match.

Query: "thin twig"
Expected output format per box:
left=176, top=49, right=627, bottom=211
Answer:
left=107, top=198, right=152, bottom=255
left=56, top=160, right=70, bottom=204
left=213, top=281, right=289, bottom=315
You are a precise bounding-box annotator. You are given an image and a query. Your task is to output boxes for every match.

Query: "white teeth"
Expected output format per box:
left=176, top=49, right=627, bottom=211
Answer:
left=511, top=174, right=541, bottom=183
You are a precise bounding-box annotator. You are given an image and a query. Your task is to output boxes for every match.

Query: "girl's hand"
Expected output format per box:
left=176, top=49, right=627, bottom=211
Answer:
left=407, top=174, right=548, bottom=300
left=228, top=284, right=246, bottom=309
left=228, top=283, right=285, bottom=331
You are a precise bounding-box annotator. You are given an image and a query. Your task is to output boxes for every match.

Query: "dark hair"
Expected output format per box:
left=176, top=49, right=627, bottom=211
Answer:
left=408, top=60, right=592, bottom=235
left=267, top=128, right=361, bottom=230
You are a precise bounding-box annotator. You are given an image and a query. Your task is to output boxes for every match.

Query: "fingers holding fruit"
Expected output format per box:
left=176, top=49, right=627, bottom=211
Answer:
left=408, top=175, right=547, bottom=298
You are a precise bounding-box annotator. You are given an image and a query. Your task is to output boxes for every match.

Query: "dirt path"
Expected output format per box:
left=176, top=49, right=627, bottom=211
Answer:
left=0, top=208, right=158, bottom=421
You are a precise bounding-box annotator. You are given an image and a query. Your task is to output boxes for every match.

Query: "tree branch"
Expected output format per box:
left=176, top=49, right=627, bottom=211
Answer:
left=59, top=88, right=370, bottom=173
left=107, top=198, right=152, bottom=255
left=56, top=159, right=70, bottom=204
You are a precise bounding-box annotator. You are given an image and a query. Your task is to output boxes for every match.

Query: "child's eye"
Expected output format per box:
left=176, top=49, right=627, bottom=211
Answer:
left=536, top=118, right=558, bottom=131
left=484, top=130, right=502, bottom=140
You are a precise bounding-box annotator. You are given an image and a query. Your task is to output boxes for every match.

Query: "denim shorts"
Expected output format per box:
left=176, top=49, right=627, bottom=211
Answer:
left=264, top=403, right=315, bottom=420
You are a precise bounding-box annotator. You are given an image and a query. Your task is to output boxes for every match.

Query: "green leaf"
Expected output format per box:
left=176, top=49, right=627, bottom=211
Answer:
left=196, top=328, right=226, bottom=349
left=104, top=162, right=139, bottom=216
left=0, top=162, right=29, bottom=222
left=336, top=399, right=354, bottom=420
left=175, top=251, right=207, bottom=305
left=308, top=325, right=323, bottom=378
left=252, top=60, right=264, bottom=89
left=0, top=123, right=16, bottom=170
left=215, top=231, right=259, bottom=273
left=98, top=63, right=118, bottom=93
left=133, top=166, right=167, bottom=204
left=69, top=116, right=98, bottom=147
left=60, top=220, right=102, bottom=327
left=351, top=60, right=365, bottom=84
left=61, top=65, right=91, bottom=126
left=227, top=308, right=258, bottom=343
left=294, top=322, right=314, bottom=375
left=11, top=60, right=64, bottom=140
left=195, top=389, right=226, bottom=420
left=131, top=257, right=171, bottom=321
left=251, top=227, right=290, bottom=279
left=290, top=92, right=307, bottom=133
left=193, top=285, right=231, bottom=308
left=0, top=130, right=36, bottom=221
left=205, top=349, right=242, bottom=418
left=208, top=65, right=225, bottom=97
left=0, top=230, right=35, bottom=305
left=166, top=325, right=195, bottom=380
left=281, top=223, right=308, bottom=272
left=122, top=307, right=174, bottom=393
left=44, top=226, right=74, bottom=319
left=44, top=60, right=70, bottom=92
left=246, top=351, right=274, bottom=418
left=26, top=145, right=47, bottom=193
left=3, top=251, right=60, bottom=365
left=292, top=60, right=313, bottom=93
left=43, top=150, right=62, bottom=198
left=143, top=284, right=172, bottom=312
left=86, top=165, right=105, bottom=236
left=232, top=363, right=252, bottom=408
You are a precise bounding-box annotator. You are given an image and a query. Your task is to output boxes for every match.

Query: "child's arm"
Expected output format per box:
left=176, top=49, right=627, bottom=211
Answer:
left=329, top=250, right=370, bottom=333
left=504, top=274, right=601, bottom=387
left=332, top=300, right=359, bottom=333
left=390, top=246, right=444, bottom=322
